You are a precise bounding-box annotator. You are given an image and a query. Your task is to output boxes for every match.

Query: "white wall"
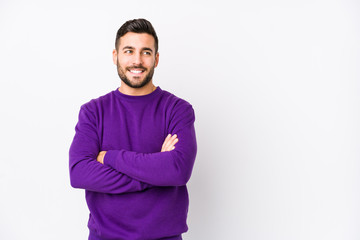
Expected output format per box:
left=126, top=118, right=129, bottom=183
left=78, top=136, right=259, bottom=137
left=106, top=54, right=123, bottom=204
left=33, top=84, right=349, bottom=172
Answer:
left=0, top=0, right=359, bottom=239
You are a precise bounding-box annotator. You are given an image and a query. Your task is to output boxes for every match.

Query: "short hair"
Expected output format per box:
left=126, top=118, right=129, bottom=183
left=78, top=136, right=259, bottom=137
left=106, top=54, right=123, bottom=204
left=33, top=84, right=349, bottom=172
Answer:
left=115, top=18, right=158, bottom=53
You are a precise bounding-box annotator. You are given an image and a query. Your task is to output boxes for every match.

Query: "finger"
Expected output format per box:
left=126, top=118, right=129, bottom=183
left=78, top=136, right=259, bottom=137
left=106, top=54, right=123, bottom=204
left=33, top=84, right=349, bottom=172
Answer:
left=169, top=136, right=179, bottom=147
left=162, top=135, right=174, bottom=152
left=163, top=134, right=178, bottom=151
left=161, top=134, right=172, bottom=151
left=170, top=139, right=178, bottom=150
left=163, top=133, right=175, bottom=146
left=162, top=134, right=177, bottom=152
left=164, top=134, right=177, bottom=149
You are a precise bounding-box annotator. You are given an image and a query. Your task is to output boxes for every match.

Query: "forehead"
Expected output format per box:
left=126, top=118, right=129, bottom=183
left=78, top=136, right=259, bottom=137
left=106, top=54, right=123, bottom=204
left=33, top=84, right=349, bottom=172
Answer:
left=118, top=32, right=155, bottom=50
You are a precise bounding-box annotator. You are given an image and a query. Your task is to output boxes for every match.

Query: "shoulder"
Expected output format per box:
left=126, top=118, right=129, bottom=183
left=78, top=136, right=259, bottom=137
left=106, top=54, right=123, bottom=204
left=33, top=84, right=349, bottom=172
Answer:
left=78, top=90, right=118, bottom=120
left=158, top=89, right=195, bottom=123
left=159, top=88, right=194, bottom=112
left=80, top=90, right=117, bottom=111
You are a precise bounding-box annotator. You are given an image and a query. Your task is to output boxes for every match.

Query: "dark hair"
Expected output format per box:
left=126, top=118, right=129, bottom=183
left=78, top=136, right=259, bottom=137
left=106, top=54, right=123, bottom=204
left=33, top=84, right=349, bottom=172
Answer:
left=115, top=18, right=158, bottom=53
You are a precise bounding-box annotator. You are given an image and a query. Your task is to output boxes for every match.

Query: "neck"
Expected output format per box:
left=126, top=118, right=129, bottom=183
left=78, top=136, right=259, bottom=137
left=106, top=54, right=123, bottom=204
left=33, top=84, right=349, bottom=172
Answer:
left=118, top=82, right=156, bottom=96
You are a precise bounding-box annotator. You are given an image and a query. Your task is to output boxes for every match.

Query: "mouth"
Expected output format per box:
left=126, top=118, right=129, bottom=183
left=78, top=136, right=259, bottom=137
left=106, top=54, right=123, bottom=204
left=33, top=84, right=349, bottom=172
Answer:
left=128, top=68, right=146, bottom=75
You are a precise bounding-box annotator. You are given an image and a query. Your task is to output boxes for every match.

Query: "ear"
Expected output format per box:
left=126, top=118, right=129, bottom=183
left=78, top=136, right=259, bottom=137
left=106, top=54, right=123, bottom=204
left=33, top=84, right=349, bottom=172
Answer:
left=112, top=49, right=118, bottom=65
left=155, top=52, right=159, bottom=68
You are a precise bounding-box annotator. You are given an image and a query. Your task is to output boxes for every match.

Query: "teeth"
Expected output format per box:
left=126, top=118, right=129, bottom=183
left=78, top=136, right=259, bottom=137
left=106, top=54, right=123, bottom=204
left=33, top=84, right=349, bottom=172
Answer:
left=130, top=70, right=143, bottom=73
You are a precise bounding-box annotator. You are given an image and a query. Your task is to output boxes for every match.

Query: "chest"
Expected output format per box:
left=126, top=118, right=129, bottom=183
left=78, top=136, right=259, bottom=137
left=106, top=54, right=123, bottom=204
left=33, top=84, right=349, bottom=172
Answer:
left=98, top=102, right=170, bottom=153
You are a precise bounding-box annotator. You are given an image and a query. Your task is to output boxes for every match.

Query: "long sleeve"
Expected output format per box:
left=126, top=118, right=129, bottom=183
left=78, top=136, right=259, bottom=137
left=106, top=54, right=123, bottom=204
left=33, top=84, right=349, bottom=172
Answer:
left=69, top=105, right=151, bottom=194
left=104, top=104, right=197, bottom=186
left=69, top=88, right=196, bottom=239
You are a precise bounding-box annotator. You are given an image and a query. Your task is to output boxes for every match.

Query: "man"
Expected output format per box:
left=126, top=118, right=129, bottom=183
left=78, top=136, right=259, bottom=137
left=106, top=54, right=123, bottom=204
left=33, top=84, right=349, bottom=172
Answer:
left=69, top=18, right=197, bottom=240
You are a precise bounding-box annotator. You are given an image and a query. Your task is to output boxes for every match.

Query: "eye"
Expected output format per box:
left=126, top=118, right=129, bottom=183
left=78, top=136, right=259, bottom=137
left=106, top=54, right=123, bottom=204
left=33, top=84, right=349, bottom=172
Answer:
left=143, top=51, right=152, bottom=55
left=124, top=50, right=133, bottom=54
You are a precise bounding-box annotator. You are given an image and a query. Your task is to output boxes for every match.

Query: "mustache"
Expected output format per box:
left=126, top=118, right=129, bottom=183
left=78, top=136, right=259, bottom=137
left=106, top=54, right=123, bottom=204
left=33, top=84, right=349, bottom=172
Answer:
left=126, top=65, right=147, bottom=71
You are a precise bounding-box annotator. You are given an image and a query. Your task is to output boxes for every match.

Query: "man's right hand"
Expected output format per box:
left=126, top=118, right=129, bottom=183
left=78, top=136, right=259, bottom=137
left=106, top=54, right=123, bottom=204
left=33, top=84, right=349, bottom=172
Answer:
left=161, top=134, right=178, bottom=152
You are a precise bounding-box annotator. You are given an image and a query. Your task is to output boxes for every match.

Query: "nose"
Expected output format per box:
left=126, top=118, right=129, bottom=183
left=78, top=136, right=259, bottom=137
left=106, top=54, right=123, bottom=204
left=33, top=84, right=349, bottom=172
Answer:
left=132, top=53, right=142, bottom=65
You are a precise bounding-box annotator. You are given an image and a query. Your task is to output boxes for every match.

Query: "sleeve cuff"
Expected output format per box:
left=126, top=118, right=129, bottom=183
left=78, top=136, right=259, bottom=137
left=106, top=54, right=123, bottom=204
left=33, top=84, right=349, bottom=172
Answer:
left=104, top=150, right=117, bottom=169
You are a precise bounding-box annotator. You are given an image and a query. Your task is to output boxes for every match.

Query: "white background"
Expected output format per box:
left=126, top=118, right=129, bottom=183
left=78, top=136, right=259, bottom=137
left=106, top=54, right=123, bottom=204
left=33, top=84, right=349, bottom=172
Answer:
left=0, top=0, right=359, bottom=239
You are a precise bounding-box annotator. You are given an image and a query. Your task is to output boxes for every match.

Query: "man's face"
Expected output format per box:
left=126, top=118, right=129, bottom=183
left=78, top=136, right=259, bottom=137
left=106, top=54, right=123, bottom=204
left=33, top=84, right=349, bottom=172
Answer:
left=113, top=32, right=159, bottom=89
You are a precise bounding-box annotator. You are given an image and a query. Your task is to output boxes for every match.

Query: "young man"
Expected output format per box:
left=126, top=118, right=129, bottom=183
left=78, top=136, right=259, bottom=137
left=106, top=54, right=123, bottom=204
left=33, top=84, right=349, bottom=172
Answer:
left=69, top=19, right=197, bottom=240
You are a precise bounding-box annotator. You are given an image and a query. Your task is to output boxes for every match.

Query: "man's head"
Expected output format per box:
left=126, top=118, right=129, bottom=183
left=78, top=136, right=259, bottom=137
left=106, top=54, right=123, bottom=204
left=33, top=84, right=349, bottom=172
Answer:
left=115, top=18, right=158, bottom=53
left=113, top=19, right=159, bottom=90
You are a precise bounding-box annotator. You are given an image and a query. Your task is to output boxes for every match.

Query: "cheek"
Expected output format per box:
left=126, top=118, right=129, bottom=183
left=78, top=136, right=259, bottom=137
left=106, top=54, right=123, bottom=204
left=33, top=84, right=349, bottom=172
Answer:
left=117, top=59, right=128, bottom=68
left=146, top=59, right=157, bottom=68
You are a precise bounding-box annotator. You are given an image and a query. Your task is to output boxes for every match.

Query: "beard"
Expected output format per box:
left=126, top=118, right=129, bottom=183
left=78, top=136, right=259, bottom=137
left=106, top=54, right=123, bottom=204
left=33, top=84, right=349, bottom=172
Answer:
left=116, top=60, right=155, bottom=89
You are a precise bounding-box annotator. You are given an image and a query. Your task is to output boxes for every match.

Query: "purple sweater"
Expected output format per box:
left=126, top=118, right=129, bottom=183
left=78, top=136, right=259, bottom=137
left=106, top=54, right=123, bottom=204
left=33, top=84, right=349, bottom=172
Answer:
left=69, top=87, right=197, bottom=240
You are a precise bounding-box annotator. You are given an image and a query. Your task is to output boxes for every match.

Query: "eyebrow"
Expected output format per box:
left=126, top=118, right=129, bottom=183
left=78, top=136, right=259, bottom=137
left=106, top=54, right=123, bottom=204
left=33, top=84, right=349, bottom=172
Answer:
left=142, top=47, right=153, bottom=53
left=122, top=46, right=153, bottom=52
left=122, top=46, right=134, bottom=50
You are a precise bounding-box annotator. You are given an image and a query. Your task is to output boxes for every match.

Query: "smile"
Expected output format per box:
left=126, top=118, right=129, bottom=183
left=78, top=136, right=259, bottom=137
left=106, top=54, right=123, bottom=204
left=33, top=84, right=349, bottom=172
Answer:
left=129, top=69, right=145, bottom=74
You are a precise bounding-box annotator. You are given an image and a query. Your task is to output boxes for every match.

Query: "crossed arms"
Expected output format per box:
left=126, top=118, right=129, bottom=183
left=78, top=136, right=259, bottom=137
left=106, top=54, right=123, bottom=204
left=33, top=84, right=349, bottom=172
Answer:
left=69, top=104, right=197, bottom=194
left=97, top=133, right=179, bottom=164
